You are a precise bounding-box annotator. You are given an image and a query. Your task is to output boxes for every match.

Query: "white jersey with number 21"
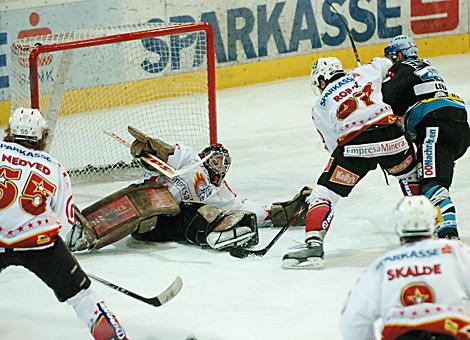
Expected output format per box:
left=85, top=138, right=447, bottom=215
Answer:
left=312, top=57, right=394, bottom=153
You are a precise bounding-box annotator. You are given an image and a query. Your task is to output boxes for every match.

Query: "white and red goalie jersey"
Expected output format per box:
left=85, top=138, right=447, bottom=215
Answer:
left=140, top=144, right=269, bottom=224
left=341, top=238, right=470, bottom=340
left=0, top=141, right=74, bottom=249
left=313, top=57, right=395, bottom=153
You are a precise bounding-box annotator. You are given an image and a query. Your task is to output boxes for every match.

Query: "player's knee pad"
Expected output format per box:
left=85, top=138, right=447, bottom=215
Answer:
left=67, top=288, right=127, bottom=340
left=306, top=185, right=341, bottom=205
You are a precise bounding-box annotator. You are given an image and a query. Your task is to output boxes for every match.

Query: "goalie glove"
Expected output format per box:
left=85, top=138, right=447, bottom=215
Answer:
left=128, top=126, right=175, bottom=162
left=270, top=186, right=313, bottom=228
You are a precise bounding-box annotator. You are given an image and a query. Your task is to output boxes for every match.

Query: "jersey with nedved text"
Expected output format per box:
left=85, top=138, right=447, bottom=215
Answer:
left=340, top=238, right=470, bottom=340
left=0, top=141, right=74, bottom=249
left=140, top=144, right=268, bottom=223
left=313, top=57, right=395, bottom=153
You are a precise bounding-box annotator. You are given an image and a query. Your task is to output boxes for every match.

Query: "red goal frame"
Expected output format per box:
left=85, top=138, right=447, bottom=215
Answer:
left=27, top=22, right=217, bottom=144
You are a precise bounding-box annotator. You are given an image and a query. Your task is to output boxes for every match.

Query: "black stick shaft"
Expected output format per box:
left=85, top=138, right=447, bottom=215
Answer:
left=325, top=0, right=361, bottom=66
left=88, top=273, right=147, bottom=302
left=87, top=273, right=182, bottom=307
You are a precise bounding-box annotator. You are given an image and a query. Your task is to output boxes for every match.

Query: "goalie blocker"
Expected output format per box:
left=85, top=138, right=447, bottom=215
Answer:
left=66, top=182, right=258, bottom=251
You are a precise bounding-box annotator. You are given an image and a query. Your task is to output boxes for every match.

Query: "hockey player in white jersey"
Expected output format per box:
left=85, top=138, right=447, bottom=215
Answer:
left=282, top=57, right=416, bottom=269
left=68, top=126, right=272, bottom=252
left=0, top=108, right=128, bottom=340
left=341, top=196, right=470, bottom=340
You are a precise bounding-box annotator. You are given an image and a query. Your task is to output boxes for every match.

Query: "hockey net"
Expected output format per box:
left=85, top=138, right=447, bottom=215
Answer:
left=9, top=22, right=217, bottom=182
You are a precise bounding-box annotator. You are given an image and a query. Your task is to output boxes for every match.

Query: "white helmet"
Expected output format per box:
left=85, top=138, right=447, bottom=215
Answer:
left=393, top=196, right=436, bottom=238
left=310, top=57, right=344, bottom=89
left=9, top=107, right=47, bottom=141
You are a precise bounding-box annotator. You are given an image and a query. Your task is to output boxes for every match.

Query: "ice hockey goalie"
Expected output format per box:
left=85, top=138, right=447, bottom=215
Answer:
left=66, top=182, right=258, bottom=252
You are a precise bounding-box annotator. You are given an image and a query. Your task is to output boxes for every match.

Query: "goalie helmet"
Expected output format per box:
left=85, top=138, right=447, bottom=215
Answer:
left=9, top=107, right=47, bottom=141
left=393, top=196, right=436, bottom=240
left=384, top=34, right=418, bottom=61
left=310, top=57, right=344, bottom=91
left=199, top=143, right=231, bottom=186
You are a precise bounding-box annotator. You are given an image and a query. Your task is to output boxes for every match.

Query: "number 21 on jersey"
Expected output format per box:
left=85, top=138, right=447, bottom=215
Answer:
left=336, top=83, right=375, bottom=120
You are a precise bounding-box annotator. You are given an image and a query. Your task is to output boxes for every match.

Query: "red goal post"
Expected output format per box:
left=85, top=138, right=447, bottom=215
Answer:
left=10, top=22, right=217, bottom=182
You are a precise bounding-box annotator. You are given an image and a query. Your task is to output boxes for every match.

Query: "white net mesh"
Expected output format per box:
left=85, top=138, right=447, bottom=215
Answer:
left=9, top=22, right=215, bottom=182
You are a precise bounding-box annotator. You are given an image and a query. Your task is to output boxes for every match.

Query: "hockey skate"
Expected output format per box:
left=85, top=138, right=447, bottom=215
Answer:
left=282, top=241, right=324, bottom=269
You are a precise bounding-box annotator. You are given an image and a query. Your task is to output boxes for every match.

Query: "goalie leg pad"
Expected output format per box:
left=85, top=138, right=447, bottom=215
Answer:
left=206, top=226, right=256, bottom=250
left=270, top=186, right=313, bottom=228
left=67, top=183, right=180, bottom=252
left=183, top=203, right=258, bottom=249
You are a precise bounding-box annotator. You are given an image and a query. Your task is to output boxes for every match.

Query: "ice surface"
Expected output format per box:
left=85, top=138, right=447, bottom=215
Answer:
left=1, top=53, right=470, bottom=340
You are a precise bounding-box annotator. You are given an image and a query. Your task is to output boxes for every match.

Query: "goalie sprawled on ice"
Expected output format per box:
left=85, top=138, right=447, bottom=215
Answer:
left=67, top=127, right=280, bottom=252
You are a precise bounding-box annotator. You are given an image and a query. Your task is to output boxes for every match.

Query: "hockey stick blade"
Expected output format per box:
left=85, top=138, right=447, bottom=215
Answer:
left=229, top=246, right=267, bottom=258
left=229, top=204, right=307, bottom=259
left=88, top=273, right=183, bottom=307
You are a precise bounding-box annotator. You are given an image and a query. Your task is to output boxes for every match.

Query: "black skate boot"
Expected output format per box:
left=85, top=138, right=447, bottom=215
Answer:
left=282, top=240, right=324, bottom=269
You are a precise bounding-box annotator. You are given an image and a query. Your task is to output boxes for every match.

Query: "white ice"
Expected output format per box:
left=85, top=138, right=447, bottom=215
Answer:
left=1, top=53, right=470, bottom=340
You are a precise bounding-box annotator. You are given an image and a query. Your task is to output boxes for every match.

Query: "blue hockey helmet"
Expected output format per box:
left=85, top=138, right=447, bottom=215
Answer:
left=384, top=35, right=418, bottom=61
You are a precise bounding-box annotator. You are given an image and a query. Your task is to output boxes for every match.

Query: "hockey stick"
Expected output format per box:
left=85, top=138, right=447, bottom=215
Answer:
left=104, top=130, right=212, bottom=178
left=88, top=273, right=183, bottom=307
left=229, top=204, right=307, bottom=259
left=325, top=0, right=361, bottom=66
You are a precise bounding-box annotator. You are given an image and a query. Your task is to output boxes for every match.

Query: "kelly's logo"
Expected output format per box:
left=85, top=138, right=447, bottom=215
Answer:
left=329, top=166, right=359, bottom=186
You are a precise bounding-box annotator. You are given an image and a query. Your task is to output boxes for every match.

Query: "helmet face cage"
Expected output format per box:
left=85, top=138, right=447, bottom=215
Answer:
left=9, top=107, right=47, bottom=141
left=384, top=35, right=418, bottom=60
left=200, top=144, right=231, bottom=186
left=310, top=57, right=344, bottom=91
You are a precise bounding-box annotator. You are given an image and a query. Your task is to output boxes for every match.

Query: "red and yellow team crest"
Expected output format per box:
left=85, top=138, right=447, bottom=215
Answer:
left=193, top=172, right=212, bottom=201
left=193, top=172, right=207, bottom=191
left=400, top=282, right=435, bottom=306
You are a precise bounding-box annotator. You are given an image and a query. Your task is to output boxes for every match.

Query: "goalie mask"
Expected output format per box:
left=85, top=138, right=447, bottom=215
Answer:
left=199, top=143, right=231, bottom=186
left=8, top=107, right=47, bottom=142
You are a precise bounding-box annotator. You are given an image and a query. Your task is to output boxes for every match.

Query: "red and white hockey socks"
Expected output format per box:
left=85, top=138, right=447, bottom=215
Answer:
left=305, top=198, right=334, bottom=244
left=67, top=287, right=128, bottom=340
left=304, top=185, right=340, bottom=244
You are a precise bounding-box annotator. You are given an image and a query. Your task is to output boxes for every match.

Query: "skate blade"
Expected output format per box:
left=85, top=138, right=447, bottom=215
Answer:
left=281, top=257, right=324, bottom=270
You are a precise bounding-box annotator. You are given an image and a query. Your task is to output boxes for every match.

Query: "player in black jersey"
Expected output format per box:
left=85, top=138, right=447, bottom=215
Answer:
left=382, top=35, right=470, bottom=239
